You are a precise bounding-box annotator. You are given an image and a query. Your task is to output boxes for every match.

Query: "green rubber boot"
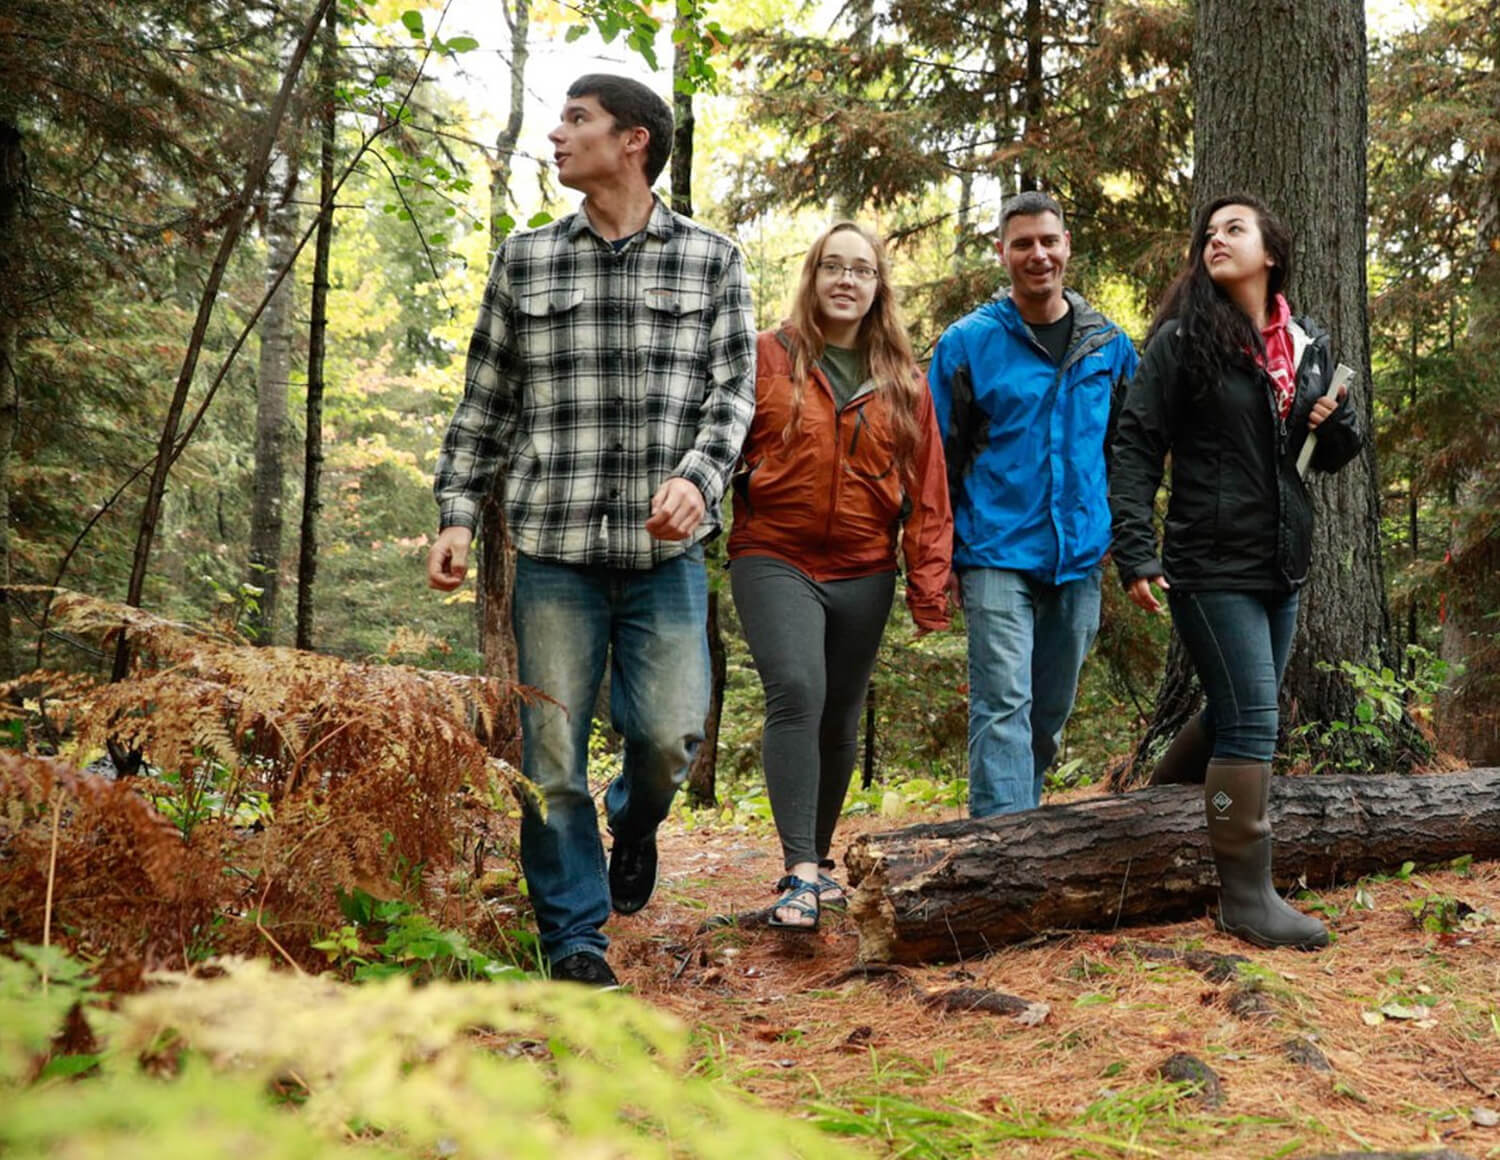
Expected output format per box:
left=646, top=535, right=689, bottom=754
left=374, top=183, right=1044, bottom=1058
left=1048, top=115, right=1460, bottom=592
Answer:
left=1204, top=759, right=1329, bottom=950
left=1148, top=714, right=1214, bottom=785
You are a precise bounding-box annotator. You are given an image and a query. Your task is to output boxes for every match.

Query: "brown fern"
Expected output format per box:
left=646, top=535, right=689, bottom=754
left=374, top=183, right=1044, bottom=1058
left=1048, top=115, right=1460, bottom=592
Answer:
left=0, top=591, right=532, bottom=978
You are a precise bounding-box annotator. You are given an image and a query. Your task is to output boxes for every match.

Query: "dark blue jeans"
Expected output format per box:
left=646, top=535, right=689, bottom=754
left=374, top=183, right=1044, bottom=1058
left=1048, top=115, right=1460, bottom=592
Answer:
left=512, top=548, right=710, bottom=965
left=1169, top=588, right=1300, bottom=762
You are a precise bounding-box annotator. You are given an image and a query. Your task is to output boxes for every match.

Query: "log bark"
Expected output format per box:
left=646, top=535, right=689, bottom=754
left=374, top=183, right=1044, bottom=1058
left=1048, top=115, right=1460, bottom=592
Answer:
left=845, top=769, right=1500, bottom=964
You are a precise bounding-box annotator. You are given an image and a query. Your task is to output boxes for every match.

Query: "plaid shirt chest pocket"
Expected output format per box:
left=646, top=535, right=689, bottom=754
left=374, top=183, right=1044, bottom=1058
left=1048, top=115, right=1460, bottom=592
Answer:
left=639, top=288, right=713, bottom=386
left=515, top=287, right=586, bottom=403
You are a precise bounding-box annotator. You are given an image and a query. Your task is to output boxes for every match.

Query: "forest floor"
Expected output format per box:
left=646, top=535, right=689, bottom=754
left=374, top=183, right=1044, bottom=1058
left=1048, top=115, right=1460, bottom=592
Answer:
left=595, top=792, right=1500, bottom=1160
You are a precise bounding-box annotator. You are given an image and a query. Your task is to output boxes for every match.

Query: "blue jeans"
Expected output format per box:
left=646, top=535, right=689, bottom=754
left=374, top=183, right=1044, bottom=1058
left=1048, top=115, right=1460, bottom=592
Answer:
left=1169, top=588, right=1299, bottom=762
left=961, top=566, right=1102, bottom=817
left=512, top=548, right=710, bottom=964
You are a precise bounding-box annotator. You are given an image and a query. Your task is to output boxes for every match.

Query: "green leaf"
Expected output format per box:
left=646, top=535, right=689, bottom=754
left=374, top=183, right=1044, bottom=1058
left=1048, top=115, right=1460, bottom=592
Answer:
left=447, top=35, right=478, bottom=52
left=39, top=1053, right=101, bottom=1079
left=564, top=24, right=588, bottom=42
left=526, top=211, right=553, bottom=228
left=401, top=9, right=424, bottom=37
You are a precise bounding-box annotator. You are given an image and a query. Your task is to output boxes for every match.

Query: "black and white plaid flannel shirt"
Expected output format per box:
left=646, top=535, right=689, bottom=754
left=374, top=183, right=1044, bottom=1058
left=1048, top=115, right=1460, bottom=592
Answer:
left=434, top=198, right=756, bottom=569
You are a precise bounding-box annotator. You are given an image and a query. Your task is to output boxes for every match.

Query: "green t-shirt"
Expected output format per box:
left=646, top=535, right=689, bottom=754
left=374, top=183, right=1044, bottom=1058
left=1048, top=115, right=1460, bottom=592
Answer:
left=819, top=344, right=867, bottom=410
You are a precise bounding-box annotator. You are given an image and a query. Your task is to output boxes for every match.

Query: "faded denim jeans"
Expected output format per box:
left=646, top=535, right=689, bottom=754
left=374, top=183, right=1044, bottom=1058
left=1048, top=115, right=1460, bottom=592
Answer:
left=1169, top=588, right=1299, bottom=763
left=961, top=566, right=1102, bottom=817
left=512, top=547, right=709, bottom=965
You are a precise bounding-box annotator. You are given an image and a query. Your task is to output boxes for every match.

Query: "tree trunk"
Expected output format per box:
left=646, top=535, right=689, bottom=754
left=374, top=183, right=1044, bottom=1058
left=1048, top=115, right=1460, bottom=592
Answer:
left=669, top=28, right=721, bottom=807
left=684, top=587, right=724, bottom=807
left=1019, top=0, right=1043, bottom=193
left=671, top=34, right=695, bottom=219
left=245, top=153, right=300, bottom=644
left=474, top=0, right=529, bottom=765
left=296, top=1, right=337, bottom=652
left=0, top=122, right=22, bottom=682
left=845, top=769, right=1500, bottom=964
left=1128, top=0, right=1415, bottom=776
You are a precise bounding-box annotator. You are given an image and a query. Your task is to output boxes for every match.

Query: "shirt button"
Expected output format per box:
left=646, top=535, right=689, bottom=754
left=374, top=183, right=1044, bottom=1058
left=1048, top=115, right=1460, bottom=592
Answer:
left=612, top=441, right=623, bottom=451
left=610, top=489, right=620, bottom=499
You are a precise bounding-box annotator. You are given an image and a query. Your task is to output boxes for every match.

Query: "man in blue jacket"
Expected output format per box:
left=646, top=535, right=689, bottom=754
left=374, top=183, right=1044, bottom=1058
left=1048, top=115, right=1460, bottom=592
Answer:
left=929, top=191, right=1138, bottom=817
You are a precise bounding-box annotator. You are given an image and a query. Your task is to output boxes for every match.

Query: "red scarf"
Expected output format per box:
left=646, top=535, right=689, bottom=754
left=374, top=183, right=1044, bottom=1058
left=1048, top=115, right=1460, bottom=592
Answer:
left=1256, top=293, right=1296, bottom=419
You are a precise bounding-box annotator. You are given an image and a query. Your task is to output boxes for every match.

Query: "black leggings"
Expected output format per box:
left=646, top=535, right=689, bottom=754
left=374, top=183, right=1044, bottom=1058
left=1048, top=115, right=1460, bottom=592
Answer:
left=730, top=556, right=895, bottom=869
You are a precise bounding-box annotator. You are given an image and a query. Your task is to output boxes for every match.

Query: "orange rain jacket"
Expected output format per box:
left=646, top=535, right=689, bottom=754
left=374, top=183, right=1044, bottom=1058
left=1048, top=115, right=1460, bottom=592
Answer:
left=727, top=328, right=953, bottom=631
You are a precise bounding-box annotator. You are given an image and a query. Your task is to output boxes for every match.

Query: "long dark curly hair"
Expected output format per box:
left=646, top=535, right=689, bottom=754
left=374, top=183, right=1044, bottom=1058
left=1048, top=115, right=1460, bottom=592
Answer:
left=1148, top=193, right=1294, bottom=396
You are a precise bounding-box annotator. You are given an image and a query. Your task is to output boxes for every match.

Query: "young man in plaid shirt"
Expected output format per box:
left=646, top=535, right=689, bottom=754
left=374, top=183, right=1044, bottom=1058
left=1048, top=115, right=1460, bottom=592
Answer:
left=427, top=75, right=756, bottom=986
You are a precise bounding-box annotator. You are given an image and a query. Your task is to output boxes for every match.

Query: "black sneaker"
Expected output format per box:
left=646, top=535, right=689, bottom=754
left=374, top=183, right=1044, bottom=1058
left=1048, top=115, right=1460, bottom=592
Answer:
left=608, top=832, right=658, bottom=915
left=550, top=951, right=619, bottom=987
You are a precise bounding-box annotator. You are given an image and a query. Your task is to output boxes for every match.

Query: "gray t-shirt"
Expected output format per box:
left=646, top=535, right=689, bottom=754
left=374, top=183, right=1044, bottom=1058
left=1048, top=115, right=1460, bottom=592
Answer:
left=819, top=344, right=866, bottom=410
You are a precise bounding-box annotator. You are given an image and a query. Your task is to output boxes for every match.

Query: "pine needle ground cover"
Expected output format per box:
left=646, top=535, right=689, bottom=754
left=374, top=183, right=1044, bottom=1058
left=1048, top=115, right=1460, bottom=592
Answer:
left=632, top=812, right=1500, bottom=1159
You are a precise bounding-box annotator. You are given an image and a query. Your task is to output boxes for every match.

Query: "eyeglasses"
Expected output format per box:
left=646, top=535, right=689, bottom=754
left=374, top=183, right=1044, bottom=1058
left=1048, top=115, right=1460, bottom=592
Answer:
left=816, top=259, right=879, bottom=283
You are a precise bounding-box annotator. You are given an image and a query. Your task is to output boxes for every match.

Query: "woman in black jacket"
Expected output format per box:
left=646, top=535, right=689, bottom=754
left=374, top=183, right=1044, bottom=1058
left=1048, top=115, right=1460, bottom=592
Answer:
left=1110, top=194, right=1362, bottom=950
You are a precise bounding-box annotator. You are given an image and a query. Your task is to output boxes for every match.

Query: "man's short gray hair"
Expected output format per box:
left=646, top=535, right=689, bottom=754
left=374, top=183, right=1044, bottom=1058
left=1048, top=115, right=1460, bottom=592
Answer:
left=1000, top=191, right=1065, bottom=239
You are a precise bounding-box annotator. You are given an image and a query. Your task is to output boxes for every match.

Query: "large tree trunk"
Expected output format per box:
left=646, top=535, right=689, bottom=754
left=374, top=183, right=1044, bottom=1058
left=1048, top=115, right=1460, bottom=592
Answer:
left=474, top=0, right=529, bottom=765
left=1131, top=0, right=1415, bottom=776
left=845, top=769, right=1500, bottom=964
left=0, top=123, right=23, bottom=683
left=296, top=1, right=337, bottom=652
left=245, top=152, right=300, bottom=644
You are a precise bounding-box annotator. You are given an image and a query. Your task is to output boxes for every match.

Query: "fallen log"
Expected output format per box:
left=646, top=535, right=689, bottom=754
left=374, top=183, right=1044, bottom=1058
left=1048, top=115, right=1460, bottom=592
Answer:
left=844, top=769, right=1500, bottom=964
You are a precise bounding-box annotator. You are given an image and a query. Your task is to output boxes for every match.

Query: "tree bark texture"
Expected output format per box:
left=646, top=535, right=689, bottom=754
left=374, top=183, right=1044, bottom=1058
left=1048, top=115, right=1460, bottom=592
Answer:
left=671, top=35, right=695, bottom=220
left=845, top=769, right=1500, bottom=964
left=474, top=0, right=529, bottom=761
left=246, top=154, right=300, bottom=644
left=488, top=0, right=529, bottom=244
left=477, top=494, right=520, bottom=764
left=296, top=1, right=337, bottom=651
left=0, top=123, right=23, bottom=682
left=686, top=587, right=724, bottom=807
left=1142, top=0, right=1412, bottom=770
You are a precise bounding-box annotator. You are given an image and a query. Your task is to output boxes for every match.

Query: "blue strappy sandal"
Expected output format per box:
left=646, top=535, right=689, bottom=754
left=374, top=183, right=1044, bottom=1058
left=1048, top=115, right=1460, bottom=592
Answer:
left=817, top=860, right=848, bottom=910
left=767, top=874, right=820, bottom=931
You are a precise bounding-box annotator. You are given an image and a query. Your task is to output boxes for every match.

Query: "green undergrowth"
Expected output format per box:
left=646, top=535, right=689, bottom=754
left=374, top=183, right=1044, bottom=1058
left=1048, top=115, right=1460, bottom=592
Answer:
left=0, top=949, right=858, bottom=1159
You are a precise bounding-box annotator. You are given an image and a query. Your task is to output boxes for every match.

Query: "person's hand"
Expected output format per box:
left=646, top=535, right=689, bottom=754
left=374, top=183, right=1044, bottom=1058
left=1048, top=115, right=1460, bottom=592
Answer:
left=1126, top=574, right=1170, bottom=614
left=427, top=526, right=474, bottom=591
left=645, top=477, right=705, bottom=541
left=1307, top=381, right=1349, bottom=430
left=946, top=570, right=963, bottom=611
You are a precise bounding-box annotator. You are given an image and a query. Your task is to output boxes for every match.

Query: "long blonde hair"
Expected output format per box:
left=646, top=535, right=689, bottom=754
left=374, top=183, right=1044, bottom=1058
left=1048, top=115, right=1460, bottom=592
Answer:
left=782, top=221, right=924, bottom=487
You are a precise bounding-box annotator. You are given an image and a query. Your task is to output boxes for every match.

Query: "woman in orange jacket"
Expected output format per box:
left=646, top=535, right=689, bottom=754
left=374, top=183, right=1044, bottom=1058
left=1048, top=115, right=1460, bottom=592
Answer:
left=728, top=221, right=953, bottom=929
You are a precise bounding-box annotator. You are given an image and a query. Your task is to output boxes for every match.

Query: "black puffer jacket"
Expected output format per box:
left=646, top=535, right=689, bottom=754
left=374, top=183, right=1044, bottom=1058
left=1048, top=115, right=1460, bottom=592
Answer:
left=1109, top=315, right=1363, bottom=593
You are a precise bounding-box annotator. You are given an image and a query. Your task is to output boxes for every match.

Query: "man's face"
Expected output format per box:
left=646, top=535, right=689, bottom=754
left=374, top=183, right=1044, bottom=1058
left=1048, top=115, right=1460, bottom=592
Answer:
left=547, top=95, right=643, bottom=190
left=997, top=211, right=1071, bottom=306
